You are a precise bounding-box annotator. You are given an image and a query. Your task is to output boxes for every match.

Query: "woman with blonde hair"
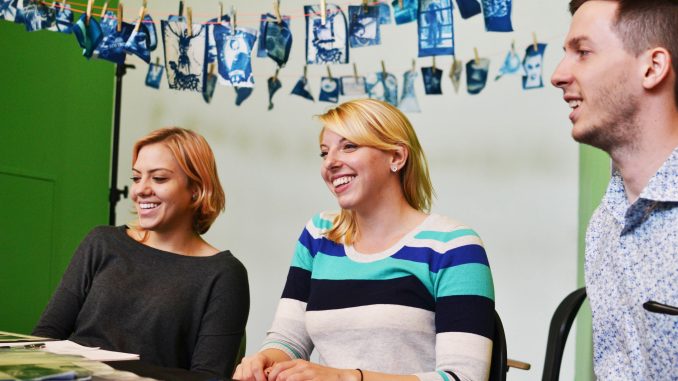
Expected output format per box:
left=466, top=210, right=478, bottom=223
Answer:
left=235, top=99, right=494, bottom=381
left=34, top=127, right=249, bottom=377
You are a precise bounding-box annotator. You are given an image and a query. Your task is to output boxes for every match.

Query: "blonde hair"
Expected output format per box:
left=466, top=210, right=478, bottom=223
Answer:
left=132, top=127, right=225, bottom=235
left=317, top=99, right=434, bottom=244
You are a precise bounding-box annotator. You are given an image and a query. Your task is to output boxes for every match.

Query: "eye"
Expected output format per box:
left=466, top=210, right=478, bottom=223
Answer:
left=130, top=176, right=140, bottom=183
left=342, top=142, right=358, bottom=152
left=577, top=49, right=591, bottom=58
left=152, top=177, right=168, bottom=183
left=319, top=151, right=328, bottom=158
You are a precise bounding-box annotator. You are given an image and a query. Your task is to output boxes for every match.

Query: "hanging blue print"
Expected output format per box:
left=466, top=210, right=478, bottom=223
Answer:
left=73, top=14, right=104, bottom=59
left=264, top=18, right=293, bottom=67
left=1, top=0, right=17, bottom=21
left=234, top=86, right=253, bottom=106
left=267, top=74, right=282, bottom=110
left=377, top=2, right=392, bottom=24
left=54, top=1, right=73, bottom=33
left=391, top=0, right=416, bottom=24
left=450, top=57, right=462, bottom=93
left=257, top=13, right=276, bottom=57
left=142, top=15, right=158, bottom=51
left=304, top=4, right=348, bottom=64
left=203, top=15, right=230, bottom=88
left=13, top=0, right=26, bottom=24
left=95, top=11, right=133, bottom=64
left=348, top=5, right=380, bottom=48
left=366, top=72, right=398, bottom=106
left=125, top=17, right=153, bottom=63
left=466, top=58, right=489, bottom=94
left=417, top=0, right=454, bottom=57
left=319, top=77, right=340, bottom=103
left=161, top=19, right=206, bottom=91
left=455, top=0, right=481, bottom=19
left=145, top=62, right=164, bottom=89
left=481, top=0, right=512, bottom=32
left=421, top=66, right=443, bottom=95
left=494, top=46, right=521, bottom=80
left=522, top=43, right=546, bottom=90
left=340, top=76, right=367, bottom=96
left=203, top=71, right=217, bottom=103
left=214, top=25, right=257, bottom=87
left=291, top=76, right=314, bottom=101
left=399, top=69, right=420, bottom=113
left=23, top=1, right=55, bottom=32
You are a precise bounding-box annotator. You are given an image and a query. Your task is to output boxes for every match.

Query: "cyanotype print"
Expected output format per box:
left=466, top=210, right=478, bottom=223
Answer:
left=377, top=2, right=391, bottom=24
left=145, top=63, right=164, bottom=89
left=348, top=5, right=381, bottom=48
left=304, top=4, right=348, bottom=64
left=421, top=66, right=442, bottom=95
left=161, top=19, right=206, bottom=91
left=267, top=75, right=282, bottom=110
left=234, top=86, right=253, bottom=106
left=391, top=0, right=416, bottom=25
left=125, top=23, right=152, bottom=63
left=481, top=0, right=512, bottom=31
left=399, top=69, right=420, bottom=113
left=291, top=76, right=314, bottom=101
left=340, top=76, right=367, bottom=96
left=142, top=15, right=158, bottom=51
left=203, top=15, right=230, bottom=86
left=466, top=58, right=490, bottom=94
left=366, top=72, right=398, bottom=106
left=1, top=0, right=17, bottom=21
left=522, top=42, right=546, bottom=89
left=319, top=77, right=340, bottom=103
left=95, top=11, right=133, bottom=64
left=202, top=72, right=217, bottom=103
left=455, top=0, right=481, bottom=19
left=449, top=57, right=462, bottom=93
left=417, top=0, right=454, bottom=57
left=54, top=1, right=73, bottom=33
left=23, top=1, right=55, bottom=32
left=264, top=18, right=292, bottom=67
left=494, top=47, right=522, bottom=80
left=214, top=25, right=257, bottom=87
left=73, top=13, right=104, bottom=59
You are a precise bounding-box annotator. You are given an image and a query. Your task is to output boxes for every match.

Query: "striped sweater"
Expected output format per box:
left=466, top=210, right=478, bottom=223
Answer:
left=262, top=212, right=495, bottom=381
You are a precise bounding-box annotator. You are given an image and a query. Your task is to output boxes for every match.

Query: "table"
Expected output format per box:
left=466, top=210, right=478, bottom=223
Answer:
left=103, top=360, right=229, bottom=381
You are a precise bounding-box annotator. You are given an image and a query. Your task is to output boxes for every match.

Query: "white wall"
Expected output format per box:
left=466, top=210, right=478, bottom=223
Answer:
left=115, top=1, right=577, bottom=379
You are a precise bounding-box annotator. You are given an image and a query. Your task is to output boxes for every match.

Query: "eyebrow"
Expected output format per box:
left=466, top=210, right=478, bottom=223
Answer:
left=564, top=36, right=591, bottom=50
left=132, top=168, right=174, bottom=174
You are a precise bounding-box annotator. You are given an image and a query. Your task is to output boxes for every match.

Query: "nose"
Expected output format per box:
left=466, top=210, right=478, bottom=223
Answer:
left=133, top=177, right=153, bottom=199
left=323, top=149, right=341, bottom=171
left=550, top=57, right=571, bottom=89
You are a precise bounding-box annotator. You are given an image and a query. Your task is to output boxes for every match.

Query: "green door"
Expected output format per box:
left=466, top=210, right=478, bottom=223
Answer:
left=0, top=20, right=115, bottom=334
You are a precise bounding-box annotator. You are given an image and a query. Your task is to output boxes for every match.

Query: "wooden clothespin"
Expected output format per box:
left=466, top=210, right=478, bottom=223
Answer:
left=398, top=0, right=403, bottom=8
left=353, top=62, right=359, bottom=80
left=511, top=39, right=516, bottom=53
left=142, top=0, right=147, bottom=9
left=186, top=7, right=193, bottom=35
left=85, top=0, right=94, bottom=25
left=116, top=2, right=122, bottom=32
left=381, top=60, right=387, bottom=81
left=412, top=58, right=416, bottom=72
left=474, top=47, right=480, bottom=65
left=218, top=2, right=223, bottom=22
left=231, top=6, right=237, bottom=35
left=432, top=56, right=436, bottom=70
left=273, top=0, right=282, bottom=24
left=532, top=32, right=538, bottom=52
left=326, top=65, right=333, bottom=79
left=449, top=57, right=458, bottom=79
left=320, top=0, right=326, bottom=25
left=303, top=65, right=308, bottom=80
left=100, top=1, right=109, bottom=18
left=134, top=4, right=146, bottom=32
left=177, top=0, right=183, bottom=17
left=273, top=67, right=280, bottom=81
left=209, top=62, right=216, bottom=78
left=155, top=56, right=160, bottom=65
left=362, top=0, right=369, bottom=12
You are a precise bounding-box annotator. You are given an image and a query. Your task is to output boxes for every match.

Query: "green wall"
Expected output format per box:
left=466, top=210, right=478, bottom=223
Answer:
left=0, top=19, right=114, bottom=333
left=575, top=145, right=610, bottom=380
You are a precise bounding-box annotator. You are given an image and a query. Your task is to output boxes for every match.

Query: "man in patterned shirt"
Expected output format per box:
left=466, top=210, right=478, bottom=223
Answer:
left=551, top=0, right=678, bottom=379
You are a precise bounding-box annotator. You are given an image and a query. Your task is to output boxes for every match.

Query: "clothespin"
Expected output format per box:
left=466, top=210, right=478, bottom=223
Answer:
left=398, top=0, right=403, bottom=8
left=303, top=65, right=308, bottom=80
left=142, top=0, right=147, bottom=9
left=532, top=32, right=538, bottom=51
left=218, top=2, right=223, bottom=22
left=474, top=47, right=480, bottom=65
left=209, top=62, right=216, bottom=78
left=353, top=62, right=359, bottom=80
left=100, top=1, right=109, bottom=18
left=381, top=60, right=386, bottom=81
left=449, top=57, right=458, bottom=79
left=155, top=56, right=160, bottom=65
left=186, top=7, right=192, bottom=35
left=412, top=58, right=416, bottom=72
left=85, top=0, right=93, bottom=25
left=432, top=56, right=436, bottom=70
left=134, top=4, right=146, bottom=32
left=178, top=0, right=183, bottom=17
left=230, top=6, right=237, bottom=35
left=273, top=67, right=280, bottom=81
left=362, top=0, right=369, bottom=12
left=273, top=0, right=282, bottom=24
left=326, top=65, right=333, bottom=79
left=320, top=0, right=326, bottom=25
left=116, top=2, right=122, bottom=32
left=511, top=39, right=516, bottom=53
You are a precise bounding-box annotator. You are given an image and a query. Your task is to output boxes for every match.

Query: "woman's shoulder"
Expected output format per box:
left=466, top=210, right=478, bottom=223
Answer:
left=414, top=213, right=485, bottom=248
left=303, top=211, right=338, bottom=234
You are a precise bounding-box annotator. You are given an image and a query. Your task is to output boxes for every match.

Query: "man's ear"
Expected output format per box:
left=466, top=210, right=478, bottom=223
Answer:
left=641, top=47, right=672, bottom=90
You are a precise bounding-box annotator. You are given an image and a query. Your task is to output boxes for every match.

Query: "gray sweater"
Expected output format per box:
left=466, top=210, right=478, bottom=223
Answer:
left=33, top=225, right=249, bottom=377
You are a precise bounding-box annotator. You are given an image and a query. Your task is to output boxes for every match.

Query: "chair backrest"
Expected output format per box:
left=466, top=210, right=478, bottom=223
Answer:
left=541, top=287, right=587, bottom=381
left=489, top=310, right=508, bottom=381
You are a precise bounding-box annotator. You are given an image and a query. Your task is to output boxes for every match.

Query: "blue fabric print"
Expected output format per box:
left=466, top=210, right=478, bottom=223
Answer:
left=377, top=2, right=392, bottom=24
left=481, top=0, right=512, bottom=32
left=142, top=14, right=158, bottom=51
left=267, top=75, right=282, bottom=110
left=203, top=15, right=230, bottom=87
left=161, top=19, right=206, bottom=92
left=125, top=24, right=151, bottom=63
left=234, top=86, right=253, bottom=106
left=494, top=47, right=521, bottom=80
left=1, top=0, right=17, bottom=21
left=366, top=72, right=398, bottom=106
left=455, top=0, right=481, bottom=19
left=466, top=58, right=489, bottom=94
left=54, top=1, right=73, bottom=33
left=399, top=69, right=420, bottom=113
left=13, top=0, right=26, bottom=24
left=73, top=14, right=104, bottom=59
left=95, top=11, right=133, bottom=64
left=23, top=1, right=55, bottom=32
left=304, top=4, right=348, bottom=64
left=391, top=0, right=416, bottom=24
left=264, top=17, right=293, bottom=67
left=340, top=76, right=367, bottom=96
left=291, top=76, right=314, bottom=101
left=421, top=66, right=442, bottom=94
left=214, top=25, right=257, bottom=88
left=319, top=77, right=340, bottom=103
left=145, top=63, right=164, bottom=89
left=257, top=13, right=274, bottom=58
left=348, top=5, right=381, bottom=48
left=417, top=0, right=454, bottom=57
left=522, top=43, right=546, bottom=89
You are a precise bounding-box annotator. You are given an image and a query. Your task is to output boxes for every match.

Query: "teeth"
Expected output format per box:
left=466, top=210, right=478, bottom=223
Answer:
left=332, top=176, right=355, bottom=187
left=568, top=100, right=581, bottom=109
left=139, top=203, right=159, bottom=209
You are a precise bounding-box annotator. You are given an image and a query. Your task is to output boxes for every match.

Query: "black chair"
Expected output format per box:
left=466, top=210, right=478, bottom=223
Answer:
left=490, top=310, right=531, bottom=381
left=541, top=287, right=587, bottom=381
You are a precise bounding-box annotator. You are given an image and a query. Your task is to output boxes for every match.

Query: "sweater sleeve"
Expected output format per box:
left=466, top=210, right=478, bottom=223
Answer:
left=190, top=254, right=250, bottom=377
left=261, top=217, right=320, bottom=360
left=32, top=228, right=103, bottom=339
left=416, top=227, right=495, bottom=381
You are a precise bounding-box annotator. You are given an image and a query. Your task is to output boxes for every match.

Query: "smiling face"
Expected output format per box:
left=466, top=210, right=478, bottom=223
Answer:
left=551, top=1, right=642, bottom=151
left=320, top=128, right=397, bottom=212
left=131, top=142, right=196, bottom=235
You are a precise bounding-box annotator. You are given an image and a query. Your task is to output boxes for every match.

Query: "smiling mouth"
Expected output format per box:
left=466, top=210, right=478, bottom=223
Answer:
left=139, top=203, right=159, bottom=210
left=332, top=176, right=355, bottom=187
left=568, top=100, right=581, bottom=109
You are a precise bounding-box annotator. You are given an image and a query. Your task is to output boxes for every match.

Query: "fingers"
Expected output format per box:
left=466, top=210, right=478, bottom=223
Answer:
left=234, top=355, right=270, bottom=381
left=267, top=359, right=303, bottom=381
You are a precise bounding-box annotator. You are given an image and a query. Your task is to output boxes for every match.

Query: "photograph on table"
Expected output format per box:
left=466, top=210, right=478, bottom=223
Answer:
left=348, top=5, right=381, bottom=48
left=421, top=66, right=443, bottom=94
left=392, top=0, right=416, bottom=24
left=417, top=0, right=454, bottom=57
left=145, top=62, right=164, bottom=89
left=522, top=42, right=546, bottom=90
left=304, top=4, right=348, bottom=64
left=161, top=19, right=206, bottom=91
left=95, top=11, right=133, bottom=64
left=466, top=58, right=490, bottom=94
left=481, top=0, right=512, bottom=32
left=399, top=69, right=421, bottom=113
left=366, top=72, right=398, bottom=106
left=214, top=26, right=257, bottom=87
left=319, top=77, right=341, bottom=103
left=291, top=76, right=314, bottom=101
left=340, top=76, right=367, bottom=96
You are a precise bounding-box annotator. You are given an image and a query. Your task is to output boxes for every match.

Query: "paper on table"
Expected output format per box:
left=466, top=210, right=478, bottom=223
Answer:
left=43, top=341, right=139, bottom=361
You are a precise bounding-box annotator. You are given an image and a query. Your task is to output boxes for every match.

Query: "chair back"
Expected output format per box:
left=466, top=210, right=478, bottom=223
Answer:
left=489, top=310, right=508, bottom=381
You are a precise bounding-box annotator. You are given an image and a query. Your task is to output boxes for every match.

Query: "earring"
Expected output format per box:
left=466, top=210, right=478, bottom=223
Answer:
left=391, top=165, right=398, bottom=173
left=192, top=193, right=198, bottom=201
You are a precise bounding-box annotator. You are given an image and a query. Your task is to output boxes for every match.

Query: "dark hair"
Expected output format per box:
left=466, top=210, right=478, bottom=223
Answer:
left=570, top=0, right=678, bottom=106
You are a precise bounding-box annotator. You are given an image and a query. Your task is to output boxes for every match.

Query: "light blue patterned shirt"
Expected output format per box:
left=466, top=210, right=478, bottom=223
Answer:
left=586, top=147, right=678, bottom=380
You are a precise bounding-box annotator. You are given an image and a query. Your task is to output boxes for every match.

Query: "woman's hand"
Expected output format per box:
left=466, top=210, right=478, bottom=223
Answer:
left=233, top=351, right=280, bottom=381
left=266, top=359, right=361, bottom=381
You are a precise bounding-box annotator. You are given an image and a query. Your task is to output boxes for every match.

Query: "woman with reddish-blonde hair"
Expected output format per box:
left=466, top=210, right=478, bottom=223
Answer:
left=34, top=127, right=249, bottom=378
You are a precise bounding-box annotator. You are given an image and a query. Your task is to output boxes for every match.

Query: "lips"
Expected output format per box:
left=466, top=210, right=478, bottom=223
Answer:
left=332, top=176, right=355, bottom=187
